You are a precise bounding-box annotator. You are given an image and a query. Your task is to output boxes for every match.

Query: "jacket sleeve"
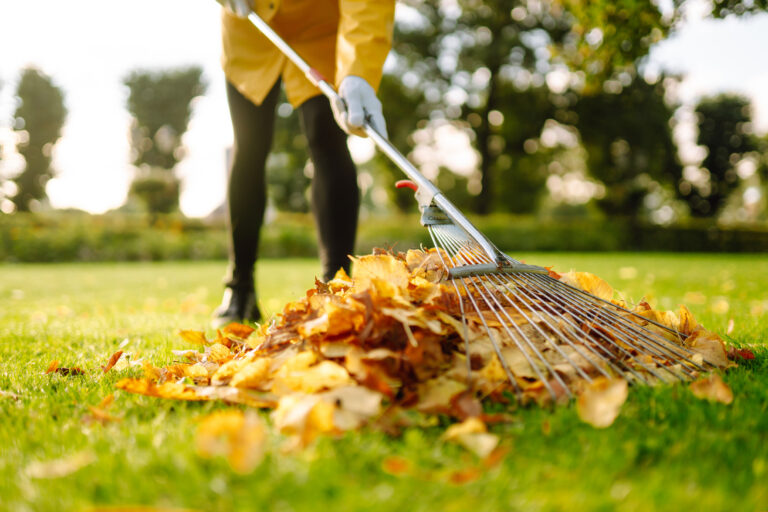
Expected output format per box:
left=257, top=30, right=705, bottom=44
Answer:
left=335, top=0, right=396, bottom=92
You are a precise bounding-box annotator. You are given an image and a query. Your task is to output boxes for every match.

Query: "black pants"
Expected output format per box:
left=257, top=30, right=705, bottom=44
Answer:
left=224, top=79, right=359, bottom=291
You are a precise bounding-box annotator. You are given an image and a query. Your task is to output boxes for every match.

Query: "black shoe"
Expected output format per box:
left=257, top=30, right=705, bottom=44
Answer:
left=211, top=287, right=261, bottom=328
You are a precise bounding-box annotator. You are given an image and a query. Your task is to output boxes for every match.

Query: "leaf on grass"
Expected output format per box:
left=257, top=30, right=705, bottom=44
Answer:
left=45, top=360, right=59, bottom=374
left=83, top=394, right=121, bottom=425
left=101, top=350, right=124, bottom=373
left=381, top=456, right=411, bottom=476
left=26, top=451, right=95, bottom=479
left=196, top=410, right=266, bottom=474
left=442, top=417, right=499, bottom=458
left=577, top=377, right=628, bottom=428
left=690, top=374, right=733, bottom=404
left=50, top=366, right=86, bottom=377
left=686, top=327, right=730, bottom=368
left=727, top=346, right=755, bottom=361
left=115, top=379, right=207, bottom=401
left=0, top=389, right=20, bottom=400
left=179, top=329, right=209, bottom=345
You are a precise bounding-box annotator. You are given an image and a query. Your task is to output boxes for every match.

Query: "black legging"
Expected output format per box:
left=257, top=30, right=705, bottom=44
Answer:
left=224, top=79, right=359, bottom=290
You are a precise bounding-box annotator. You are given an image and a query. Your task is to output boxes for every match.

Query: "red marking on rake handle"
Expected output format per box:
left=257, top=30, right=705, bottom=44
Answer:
left=395, top=180, right=418, bottom=192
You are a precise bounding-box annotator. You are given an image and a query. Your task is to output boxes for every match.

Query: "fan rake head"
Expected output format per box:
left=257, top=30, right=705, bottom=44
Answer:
left=418, top=206, right=717, bottom=403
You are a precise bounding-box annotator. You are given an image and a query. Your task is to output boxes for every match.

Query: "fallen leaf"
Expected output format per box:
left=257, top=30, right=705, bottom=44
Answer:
left=26, top=451, right=96, bottom=479
left=448, top=467, right=482, bottom=484
left=196, top=410, right=266, bottom=474
left=690, top=374, right=733, bottom=404
left=179, top=329, right=208, bottom=345
left=0, top=389, right=20, bottom=400
left=442, top=417, right=500, bottom=458
left=45, top=360, right=59, bottom=374
left=381, top=456, right=411, bottom=476
left=577, top=378, right=628, bottom=428
left=51, top=366, right=86, bottom=377
left=727, top=346, right=755, bottom=361
left=101, top=351, right=124, bottom=373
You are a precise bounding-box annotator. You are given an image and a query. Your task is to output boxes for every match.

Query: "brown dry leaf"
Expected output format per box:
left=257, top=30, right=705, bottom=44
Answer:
left=101, top=351, right=124, bottom=373
left=51, top=366, right=86, bottom=377
left=690, top=374, right=733, bottom=404
left=196, top=410, right=267, bottom=474
left=577, top=378, right=628, bottom=428
left=179, top=329, right=208, bottom=345
left=686, top=326, right=730, bottom=368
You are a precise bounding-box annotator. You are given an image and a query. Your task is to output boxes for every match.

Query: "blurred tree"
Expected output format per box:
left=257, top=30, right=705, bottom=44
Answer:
left=384, top=0, right=677, bottom=215
left=10, top=67, right=67, bottom=212
left=679, top=94, right=756, bottom=217
left=574, top=76, right=682, bottom=216
left=124, top=67, right=206, bottom=214
left=707, top=0, right=768, bottom=16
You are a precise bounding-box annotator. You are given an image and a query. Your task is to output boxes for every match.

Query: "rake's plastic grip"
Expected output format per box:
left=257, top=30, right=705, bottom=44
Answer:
left=395, top=180, right=418, bottom=192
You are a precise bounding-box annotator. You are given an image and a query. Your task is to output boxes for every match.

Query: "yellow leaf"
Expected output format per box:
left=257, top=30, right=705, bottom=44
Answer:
left=230, top=358, right=272, bottom=389
left=207, top=343, right=233, bottom=364
left=559, top=271, right=614, bottom=301
left=196, top=410, right=266, bottom=474
left=690, top=374, right=733, bottom=404
left=179, top=329, right=208, bottom=345
left=577, top=377, right=628, bottom=428
left=273, top=360, right=352, bottom=394
left=351, top=254, right=411, bottom=295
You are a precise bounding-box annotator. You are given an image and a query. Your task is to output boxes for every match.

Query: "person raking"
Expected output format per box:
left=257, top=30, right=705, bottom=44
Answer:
left=212, top=0, right=396, bottom=327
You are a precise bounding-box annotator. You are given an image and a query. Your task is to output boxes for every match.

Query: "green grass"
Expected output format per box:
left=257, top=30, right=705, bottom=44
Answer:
left=1, top=254, right=767, bottom=511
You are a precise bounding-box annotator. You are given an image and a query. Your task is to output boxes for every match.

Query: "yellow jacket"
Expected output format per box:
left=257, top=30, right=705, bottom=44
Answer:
left=221, top=0, right=395, bottom=107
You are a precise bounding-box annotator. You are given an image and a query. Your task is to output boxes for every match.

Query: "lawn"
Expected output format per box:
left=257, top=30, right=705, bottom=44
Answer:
left=1, top=254, right=767, bottom=511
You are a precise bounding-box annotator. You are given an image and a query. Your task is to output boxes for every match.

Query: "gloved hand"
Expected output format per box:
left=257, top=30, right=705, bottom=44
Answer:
left=331, top=76, right=388, bottom=138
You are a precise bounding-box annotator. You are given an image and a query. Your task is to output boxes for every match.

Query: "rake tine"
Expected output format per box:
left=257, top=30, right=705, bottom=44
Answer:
left=523, top=274, right=701, bottom=380
left=427, top=229, right=473, bottom=388
left=530, top=274, right=711, bottom=373
left=428, top=228, right=525, bottom=399
left=507, top=273, right=678, bottom=384
left=452, top=246, right=651, bottom=385
left=433, top=229, right=568, bottom=400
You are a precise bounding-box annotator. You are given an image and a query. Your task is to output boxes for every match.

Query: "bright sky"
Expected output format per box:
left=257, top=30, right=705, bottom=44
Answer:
left=0, top=1, right=767, bottom=217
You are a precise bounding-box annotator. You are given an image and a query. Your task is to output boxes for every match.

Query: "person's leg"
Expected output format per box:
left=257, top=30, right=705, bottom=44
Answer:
left=298, top=94, right=360, bottom=281
left=213, top=79, right=280, bottom=326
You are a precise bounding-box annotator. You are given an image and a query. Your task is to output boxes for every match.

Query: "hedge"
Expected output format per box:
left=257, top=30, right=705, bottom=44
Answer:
left=0, top=211, right=766, bottom=263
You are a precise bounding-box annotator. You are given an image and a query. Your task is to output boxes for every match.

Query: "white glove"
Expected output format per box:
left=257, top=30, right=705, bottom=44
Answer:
left=330, top=76, right=388, bottom=138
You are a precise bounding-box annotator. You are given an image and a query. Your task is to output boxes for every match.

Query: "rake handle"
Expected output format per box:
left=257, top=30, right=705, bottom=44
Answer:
left=237, top=4, right=502, bottom=263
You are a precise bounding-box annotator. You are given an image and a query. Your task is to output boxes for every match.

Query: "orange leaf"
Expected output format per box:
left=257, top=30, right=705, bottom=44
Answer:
left=690, top=374, right=733, bottom=404
left=221, top=322, right=256, bottom=340
left=381, top=456, right=411, bottom=476
left=448, top=467, right=482, bottom=485
left=45, top=360, right=59, bottom=374
left=101, top=350, right=124, bottom=373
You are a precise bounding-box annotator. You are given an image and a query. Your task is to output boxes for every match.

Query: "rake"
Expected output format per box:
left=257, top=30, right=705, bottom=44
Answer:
left=222, top=1, right=717, bottom=401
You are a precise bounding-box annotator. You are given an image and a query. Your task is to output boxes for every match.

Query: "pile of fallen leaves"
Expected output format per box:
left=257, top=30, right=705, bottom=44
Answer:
left=111, top=249, right=742, bottom=467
